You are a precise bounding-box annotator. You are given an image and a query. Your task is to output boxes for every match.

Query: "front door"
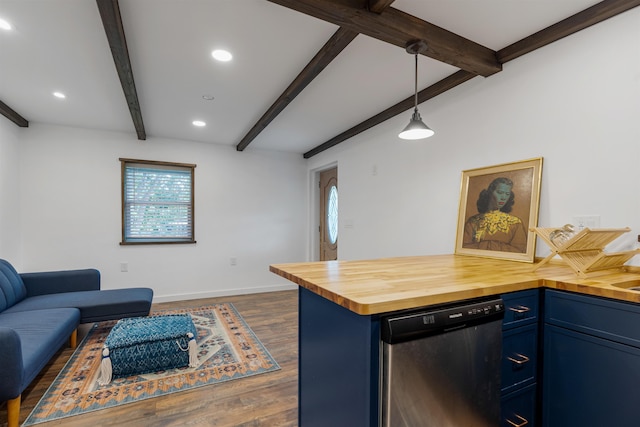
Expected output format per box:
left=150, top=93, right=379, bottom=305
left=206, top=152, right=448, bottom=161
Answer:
left=319, top=167, right=338, bottom=261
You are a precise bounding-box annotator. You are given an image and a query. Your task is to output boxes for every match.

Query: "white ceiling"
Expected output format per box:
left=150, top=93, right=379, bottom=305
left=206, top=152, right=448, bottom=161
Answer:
left=0, top=0, right=604, bottom=154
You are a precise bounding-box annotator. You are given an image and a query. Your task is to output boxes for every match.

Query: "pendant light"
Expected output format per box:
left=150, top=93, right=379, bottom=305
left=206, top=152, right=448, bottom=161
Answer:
left=398, top=40, right=434, bottom=140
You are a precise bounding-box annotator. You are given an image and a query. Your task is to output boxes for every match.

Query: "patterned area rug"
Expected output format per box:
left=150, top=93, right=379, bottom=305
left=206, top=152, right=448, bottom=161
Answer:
left=24, top=304, right=280, bottom=426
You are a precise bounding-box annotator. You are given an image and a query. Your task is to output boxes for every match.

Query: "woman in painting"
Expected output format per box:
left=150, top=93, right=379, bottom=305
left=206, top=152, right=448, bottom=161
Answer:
left=463, top=177, right=527, bottom=253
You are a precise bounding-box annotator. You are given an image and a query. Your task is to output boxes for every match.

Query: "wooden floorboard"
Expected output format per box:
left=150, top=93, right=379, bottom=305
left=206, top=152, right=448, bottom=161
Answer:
left=0, top=290, right=298, bottom=427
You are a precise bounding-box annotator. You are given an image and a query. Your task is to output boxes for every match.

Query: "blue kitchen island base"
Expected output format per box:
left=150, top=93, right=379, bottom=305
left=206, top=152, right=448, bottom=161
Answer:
left=298, top=287, right=380, bottom=427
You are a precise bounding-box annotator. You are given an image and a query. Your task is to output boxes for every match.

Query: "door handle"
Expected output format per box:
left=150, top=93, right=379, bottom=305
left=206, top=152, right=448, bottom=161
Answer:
left=508, top=305, right=530, bottom=314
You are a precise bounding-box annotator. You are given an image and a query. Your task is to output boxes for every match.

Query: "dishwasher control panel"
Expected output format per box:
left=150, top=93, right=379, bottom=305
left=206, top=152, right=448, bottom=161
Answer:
left=381, top=297, right=504, bottom=344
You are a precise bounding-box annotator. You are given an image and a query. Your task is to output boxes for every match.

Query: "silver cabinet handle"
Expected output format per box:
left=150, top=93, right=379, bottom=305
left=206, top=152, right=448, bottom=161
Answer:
left=508, top=305, right=530, bottom=314
left=506, top=414, right=529, bottom=427
left=507, top=353, right=530, bottom=365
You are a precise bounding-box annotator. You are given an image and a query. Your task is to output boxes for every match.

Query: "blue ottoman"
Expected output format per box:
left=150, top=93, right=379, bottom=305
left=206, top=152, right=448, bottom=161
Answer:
left=98, top=314, right=197, bottom=385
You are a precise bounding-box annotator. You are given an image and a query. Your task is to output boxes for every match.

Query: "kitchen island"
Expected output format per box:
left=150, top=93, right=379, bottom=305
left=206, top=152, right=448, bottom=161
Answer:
left=270, top=254, right=640, bottom=426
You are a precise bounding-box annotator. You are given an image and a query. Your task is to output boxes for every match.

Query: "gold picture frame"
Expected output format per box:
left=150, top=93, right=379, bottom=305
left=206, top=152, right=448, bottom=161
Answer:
left=455, top=158, right=543, bottom=263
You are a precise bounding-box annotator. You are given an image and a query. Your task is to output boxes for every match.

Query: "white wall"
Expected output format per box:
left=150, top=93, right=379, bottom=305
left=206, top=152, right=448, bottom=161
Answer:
left=17, top=124, right=306, bottom=301
left=307, top=9, right=640, bottom=264
left=6, top=9, right=640, bottom=301
left=0, top=118, right=22, bottom=266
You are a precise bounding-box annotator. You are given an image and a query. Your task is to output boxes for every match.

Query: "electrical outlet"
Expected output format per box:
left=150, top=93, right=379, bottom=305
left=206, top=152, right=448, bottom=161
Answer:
left=230, top=257, right=237, bottom=266
left=572, top=215, right=600, bottom=230
left=120, top=262, right=128, bottom=272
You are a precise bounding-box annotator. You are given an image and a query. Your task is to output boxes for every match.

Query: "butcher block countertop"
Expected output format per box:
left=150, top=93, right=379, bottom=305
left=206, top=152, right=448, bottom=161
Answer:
left=269, top=254, right=640, bottom=315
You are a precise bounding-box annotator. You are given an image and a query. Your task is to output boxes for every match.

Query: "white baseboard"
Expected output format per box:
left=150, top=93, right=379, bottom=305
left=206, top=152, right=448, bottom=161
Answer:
left=152, top=283, right=297, bottom=303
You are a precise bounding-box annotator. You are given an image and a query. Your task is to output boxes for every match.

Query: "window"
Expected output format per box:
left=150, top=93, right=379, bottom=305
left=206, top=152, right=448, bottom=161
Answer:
left=120, top=158, right=196, bottom=244
left=327, top=185, right=338, bottom=244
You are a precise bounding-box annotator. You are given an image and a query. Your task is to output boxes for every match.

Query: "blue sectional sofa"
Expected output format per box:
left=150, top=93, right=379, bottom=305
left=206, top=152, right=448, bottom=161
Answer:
left=0, top=259, right=153, bottom=427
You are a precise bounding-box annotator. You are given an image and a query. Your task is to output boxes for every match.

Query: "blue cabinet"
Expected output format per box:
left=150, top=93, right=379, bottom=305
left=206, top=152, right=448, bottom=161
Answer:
left=543, top=290, right=640, bottom=426
left=298, top=286, right=640, bottom=426
left=298, top=287, right=380, bottom=427
left=299, top=287, right=541, bottom=426
left=501, top=289, right=539, bottom=427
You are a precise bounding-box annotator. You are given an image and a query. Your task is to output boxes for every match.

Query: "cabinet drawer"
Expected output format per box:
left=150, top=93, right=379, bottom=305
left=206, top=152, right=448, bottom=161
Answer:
left=502, top=290, right=538, bottom=330
left=501, top=383, right=536, bottom=427
left=501, top=323, right=537, bottom=394
left=545, top=289, right=640, bottom=348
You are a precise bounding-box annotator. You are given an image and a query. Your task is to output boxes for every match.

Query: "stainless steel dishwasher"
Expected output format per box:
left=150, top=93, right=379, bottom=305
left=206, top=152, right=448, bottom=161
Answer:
left=381, top=297, right=505, bottom=427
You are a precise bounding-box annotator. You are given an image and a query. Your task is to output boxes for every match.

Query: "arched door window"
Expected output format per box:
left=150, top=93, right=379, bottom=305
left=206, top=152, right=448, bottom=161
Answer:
left=327, top=185, right=338, bottom=244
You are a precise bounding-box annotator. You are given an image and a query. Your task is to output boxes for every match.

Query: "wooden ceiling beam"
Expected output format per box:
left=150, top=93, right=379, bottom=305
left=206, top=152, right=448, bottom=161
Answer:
left=368, top=0, right=395, bottom=14
left=267, top=0, right=501, bottom=77
left=498, top=0, right=640, bottom=63
left=236, top=27, right=358, bottom=151
left=96, top=0, right=146, bottom=140
left=303, top=0, right=640, bottom=158
left=238, top=0, right=400, bottom=151
left=0, top=99, right=28, bottom=127
left=303, top=70, right=476, bottom=158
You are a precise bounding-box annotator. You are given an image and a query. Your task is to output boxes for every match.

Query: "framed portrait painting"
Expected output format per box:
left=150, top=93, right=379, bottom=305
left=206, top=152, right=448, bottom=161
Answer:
left=455, top=158, right=543, bottom=263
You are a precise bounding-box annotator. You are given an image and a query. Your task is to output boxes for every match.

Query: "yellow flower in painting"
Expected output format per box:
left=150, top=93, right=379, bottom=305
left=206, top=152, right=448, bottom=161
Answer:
left=470, top=211, right=522, bottom=242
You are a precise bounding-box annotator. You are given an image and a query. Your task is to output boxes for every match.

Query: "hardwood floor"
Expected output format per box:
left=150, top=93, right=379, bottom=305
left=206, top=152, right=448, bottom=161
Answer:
left=0, top=290, right=298, bottom=427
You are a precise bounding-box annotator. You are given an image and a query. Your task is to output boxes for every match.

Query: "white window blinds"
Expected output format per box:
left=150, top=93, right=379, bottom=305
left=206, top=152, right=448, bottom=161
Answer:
left=121, top=159, right=195, bottom=244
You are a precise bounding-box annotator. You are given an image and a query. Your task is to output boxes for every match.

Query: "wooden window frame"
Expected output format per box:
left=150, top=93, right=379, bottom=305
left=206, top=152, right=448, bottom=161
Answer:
left=120, top=158, right=196, bottom=245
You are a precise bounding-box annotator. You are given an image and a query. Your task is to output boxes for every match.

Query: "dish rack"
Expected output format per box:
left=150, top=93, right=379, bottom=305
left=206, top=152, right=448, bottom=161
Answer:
left=531, top=227, right=640, bottom=277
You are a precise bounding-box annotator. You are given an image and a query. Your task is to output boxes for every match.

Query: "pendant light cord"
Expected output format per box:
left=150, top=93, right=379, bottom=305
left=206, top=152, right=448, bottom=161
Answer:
left=413, top=53, right=418, bottom=113
left=398, top=40, right=434, bottom=139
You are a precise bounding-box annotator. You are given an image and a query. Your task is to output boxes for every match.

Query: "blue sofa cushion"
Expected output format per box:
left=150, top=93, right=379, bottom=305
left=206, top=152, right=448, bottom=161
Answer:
left=0, top=259, right=27, bottom=311
left=2, top=288, right=154, bottom=323
left=21, top=268, right=100, bottom=296
left=0, top=308, right=80, bottom=401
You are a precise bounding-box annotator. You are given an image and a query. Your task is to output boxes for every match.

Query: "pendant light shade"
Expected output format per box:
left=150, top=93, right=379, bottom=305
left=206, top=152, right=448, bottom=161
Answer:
left=399, top=40, right=434, bottom=140
left=399, top=109, right=434, bottom=140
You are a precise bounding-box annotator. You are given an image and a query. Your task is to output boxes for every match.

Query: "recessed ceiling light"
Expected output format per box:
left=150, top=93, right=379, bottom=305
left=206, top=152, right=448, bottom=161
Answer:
left=202, top=95, right=214, bottom=101
left=0, top=18, right=11, bottom=31
left=211, top=49, right=232, bottom=62
left=192, top=120, right=206, bottom=127
left=53, top=92, right=66, bottom=99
